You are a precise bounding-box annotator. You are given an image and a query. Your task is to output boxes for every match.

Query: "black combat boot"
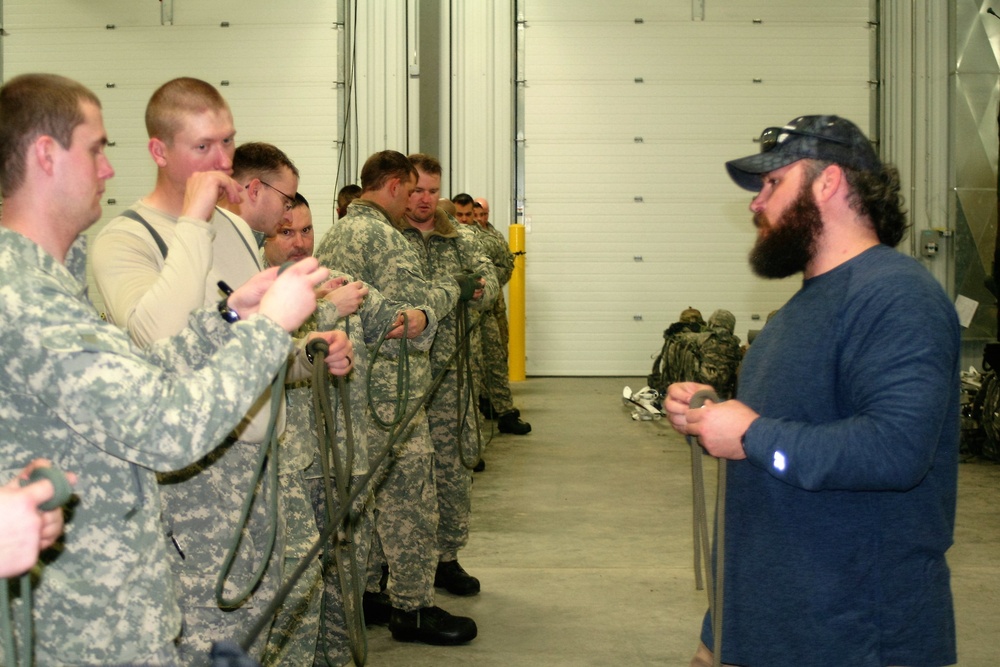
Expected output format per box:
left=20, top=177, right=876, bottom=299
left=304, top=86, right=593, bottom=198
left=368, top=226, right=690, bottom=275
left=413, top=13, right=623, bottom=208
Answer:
left=497, top=408, right=531, bottom=435
left=479, top=395, right=498, bottom=419
left=435, top=559, right=481, bottom=596
left=362, top=590, right=392, bottom=626
left=389, top=606, right=478, bottom=645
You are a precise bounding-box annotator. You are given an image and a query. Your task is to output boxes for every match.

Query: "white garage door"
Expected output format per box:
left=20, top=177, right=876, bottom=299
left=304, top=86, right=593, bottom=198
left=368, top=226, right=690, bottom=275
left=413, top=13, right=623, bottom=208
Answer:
left=1, top=0, right=344, bottom=314
left=521, top=0, right=874, bottom=375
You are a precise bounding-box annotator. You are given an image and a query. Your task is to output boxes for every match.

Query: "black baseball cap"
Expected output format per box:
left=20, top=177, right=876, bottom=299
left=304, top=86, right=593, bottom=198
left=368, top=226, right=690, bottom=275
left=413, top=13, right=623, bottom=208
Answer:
left=725, top=115, right=881, bottom=191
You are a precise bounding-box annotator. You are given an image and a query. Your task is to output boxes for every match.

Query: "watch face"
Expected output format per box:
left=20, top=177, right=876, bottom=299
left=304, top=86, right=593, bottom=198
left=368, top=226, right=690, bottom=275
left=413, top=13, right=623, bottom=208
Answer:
left=218, top=298, right=240, bottom=323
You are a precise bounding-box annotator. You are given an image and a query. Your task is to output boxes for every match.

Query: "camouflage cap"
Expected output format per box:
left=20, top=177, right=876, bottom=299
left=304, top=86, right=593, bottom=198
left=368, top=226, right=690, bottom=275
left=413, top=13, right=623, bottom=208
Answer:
left=708, top=309, right=735, bottom=333
left=679, top=307, right=704, bottom=325
left=725, top=115, right=881, bottom=192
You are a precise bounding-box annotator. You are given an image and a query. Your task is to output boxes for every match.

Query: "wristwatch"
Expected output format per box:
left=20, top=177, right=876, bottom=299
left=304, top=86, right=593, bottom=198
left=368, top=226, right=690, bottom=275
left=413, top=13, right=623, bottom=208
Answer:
left=218, top=297, right=240, bottom=323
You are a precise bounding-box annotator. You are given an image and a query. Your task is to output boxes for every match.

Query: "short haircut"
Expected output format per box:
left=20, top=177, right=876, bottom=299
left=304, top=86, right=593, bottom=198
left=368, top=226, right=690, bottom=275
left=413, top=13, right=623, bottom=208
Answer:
left=337, top=184, right=361, bottom=209
left=232, top=142, right=299, bottom=183
left=452, top=192, right=474, bottom=207
left=294, top=192, right=310, bottom=209
left=437, top=198, right=457, bottom=217
left=359, top=150, right=416, bottom=193
left=145, top=77, right=230, bottom=143
left=0, top=73, right=101, bottom=196
left=407, top=152, right=442, bottom=177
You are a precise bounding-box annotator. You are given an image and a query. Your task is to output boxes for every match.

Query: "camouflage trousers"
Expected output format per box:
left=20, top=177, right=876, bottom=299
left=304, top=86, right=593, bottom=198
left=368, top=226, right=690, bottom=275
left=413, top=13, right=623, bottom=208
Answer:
left=476, top=295, right=515, bottom=415
left=159, top=438, right=286, bottom=666
left=306, top=475, right=372, bottom=667
left=261, top=471, right=323, bottom=667
left=365, top=448, right=438, bottom=611
left=427, top=369, right=479, bottom=560
left=104, top=642, right=181, bottom=666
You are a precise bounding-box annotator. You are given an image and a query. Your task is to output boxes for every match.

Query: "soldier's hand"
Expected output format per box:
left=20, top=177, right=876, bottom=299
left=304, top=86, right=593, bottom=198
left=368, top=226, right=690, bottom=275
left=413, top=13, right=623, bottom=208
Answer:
left=258, top=258, right=330, bottom=331
left=228, top=268, right=278, bottom=318
left=472, top=277, right=486, bottom=301
left=1, top=459, right=76, bottom=577
left=323, top=280, right=368, bottom=318
left=307, top=330, right=353, bottom=376
left=182, top=171, right=244, bottom=222
left=453, top=272, right=481, bottom=301
left=385, top=309, right=427, bottom=339
left=314, top=276, right=349, bottom=300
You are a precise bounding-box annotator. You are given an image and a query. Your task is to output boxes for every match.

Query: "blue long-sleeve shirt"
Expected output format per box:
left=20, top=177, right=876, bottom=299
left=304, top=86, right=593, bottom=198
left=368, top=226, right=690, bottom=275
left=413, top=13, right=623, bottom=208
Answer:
left=708, top=244, right=959, bottom=667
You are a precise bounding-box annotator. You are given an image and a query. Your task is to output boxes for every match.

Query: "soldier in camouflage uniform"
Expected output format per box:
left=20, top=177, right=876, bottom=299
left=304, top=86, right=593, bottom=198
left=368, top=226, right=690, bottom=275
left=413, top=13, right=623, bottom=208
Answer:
left=697, top=309, right=743, bottom=400
left=90, top=79, right=353, bottom=663
left=337, top=183, right=362, bottom=220
left=263, top=195, right=436, bottom=666
left=313, top=150, right=479, bottom=645
left=399, top=156, right=499, bottom=598
left=648, top=307, right=706, bottom=398
left=0, top=73, right=330, bottom=666
left=453, top=193, right=531, bottom=435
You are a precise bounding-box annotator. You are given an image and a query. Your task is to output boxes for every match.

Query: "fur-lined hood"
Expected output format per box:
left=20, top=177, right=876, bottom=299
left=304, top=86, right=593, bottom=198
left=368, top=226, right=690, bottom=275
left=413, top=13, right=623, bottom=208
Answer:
left=393, top=208, right=459, bottom=239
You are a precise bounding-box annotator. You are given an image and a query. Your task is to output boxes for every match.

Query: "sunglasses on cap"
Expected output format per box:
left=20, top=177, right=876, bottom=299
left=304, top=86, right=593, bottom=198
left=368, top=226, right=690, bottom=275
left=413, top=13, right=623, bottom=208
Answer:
left=757, top=126, right=852, bottom=153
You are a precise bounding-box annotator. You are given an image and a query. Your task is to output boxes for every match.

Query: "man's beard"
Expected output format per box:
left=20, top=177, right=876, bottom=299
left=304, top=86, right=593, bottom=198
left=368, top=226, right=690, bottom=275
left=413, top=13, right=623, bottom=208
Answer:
left=748, top=184, right=823, bottom=279
left=406, top=206, right=435, bottom=226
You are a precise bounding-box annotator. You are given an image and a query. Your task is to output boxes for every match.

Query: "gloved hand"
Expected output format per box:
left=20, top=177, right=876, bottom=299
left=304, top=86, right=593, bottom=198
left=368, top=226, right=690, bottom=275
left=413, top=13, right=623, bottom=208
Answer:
left=453, top=272, right=481, bottom=301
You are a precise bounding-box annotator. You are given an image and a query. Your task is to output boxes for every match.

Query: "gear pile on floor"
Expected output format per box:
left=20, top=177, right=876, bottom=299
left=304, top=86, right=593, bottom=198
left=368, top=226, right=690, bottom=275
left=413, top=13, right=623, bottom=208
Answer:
left=621, top=386, right=664, bottom=421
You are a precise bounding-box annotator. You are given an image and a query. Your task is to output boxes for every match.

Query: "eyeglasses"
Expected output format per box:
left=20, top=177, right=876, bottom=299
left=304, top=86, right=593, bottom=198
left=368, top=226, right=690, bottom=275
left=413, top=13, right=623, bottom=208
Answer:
left=255, top=180, right=296, bottom=212
left=757, top=126, right=851, bottom=153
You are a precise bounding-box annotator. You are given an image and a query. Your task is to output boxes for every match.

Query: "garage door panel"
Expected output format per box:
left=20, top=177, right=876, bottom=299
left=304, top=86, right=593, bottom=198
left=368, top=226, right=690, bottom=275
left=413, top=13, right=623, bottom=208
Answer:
left=3, top=0, right=337, bottom=28
left=526, top=24, right=869, bottom=79
left=522, top=1, right=870, bottom=375
left=526, top=0, right=869, bottom=24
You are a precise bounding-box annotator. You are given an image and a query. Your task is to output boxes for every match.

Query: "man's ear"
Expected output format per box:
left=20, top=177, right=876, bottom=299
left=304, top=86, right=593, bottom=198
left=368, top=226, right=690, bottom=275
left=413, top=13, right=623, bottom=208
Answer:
left=386, top=176, right=401, bottom=197
left=243, top=177, right=261, bottom=201
left=812, top=163, right=844, bottom=205
left=33, top=135, right=58, bottom=176
left=148, top=137, right=168, bottom=167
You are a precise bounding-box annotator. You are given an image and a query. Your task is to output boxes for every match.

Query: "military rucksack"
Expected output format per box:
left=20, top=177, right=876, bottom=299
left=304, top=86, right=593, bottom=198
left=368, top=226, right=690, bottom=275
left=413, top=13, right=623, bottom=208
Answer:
left=647, top=323, right=704, bottom=398
left=697, top=329, right=742, bottom=399
left=647, top=322, right=743, bottom=400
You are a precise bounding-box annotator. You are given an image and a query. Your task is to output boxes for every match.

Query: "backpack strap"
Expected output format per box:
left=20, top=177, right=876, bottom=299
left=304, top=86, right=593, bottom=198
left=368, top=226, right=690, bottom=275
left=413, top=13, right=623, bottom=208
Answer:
left=119, top=208, right=169, bottom=259
left=215, top=207, right=262, bottom=269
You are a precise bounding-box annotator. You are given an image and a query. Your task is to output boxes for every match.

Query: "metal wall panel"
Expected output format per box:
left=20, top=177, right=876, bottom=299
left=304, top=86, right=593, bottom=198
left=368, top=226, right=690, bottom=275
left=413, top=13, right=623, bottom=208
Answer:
left=521, top=1, right=872, bottom=375
left=524, top=0, right=869, bottom=23
left=448, top=0, right=515, bottom=233
left=347, top=0, right=409, bottom=173
left=2, top=0, right=338, bottom=27
left=953, top=0, right=1000, bottom=344
left=1, top=0, right=343, bottom=314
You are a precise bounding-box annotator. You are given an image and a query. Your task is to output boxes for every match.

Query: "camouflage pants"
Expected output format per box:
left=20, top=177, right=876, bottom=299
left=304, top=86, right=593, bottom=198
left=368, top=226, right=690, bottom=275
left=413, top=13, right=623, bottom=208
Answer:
left=427, top=369, right=478, bottom=560
left=476, top=297, right=515, bottom=415
left=495, top=290, right=510, bottom=352
left=105, top=642, right=181, bottom=666
left=261, top=471, right=323, bottom=667
left=366, top=449, right=438, bottom=611
left=160, top=439, right=286, bottom=666
left=306, top=476, right=372, bottom=667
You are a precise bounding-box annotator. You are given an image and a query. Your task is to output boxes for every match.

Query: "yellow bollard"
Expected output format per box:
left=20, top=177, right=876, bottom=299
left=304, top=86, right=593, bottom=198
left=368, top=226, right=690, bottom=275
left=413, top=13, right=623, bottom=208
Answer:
left=507, top=223, right=526, bottom=381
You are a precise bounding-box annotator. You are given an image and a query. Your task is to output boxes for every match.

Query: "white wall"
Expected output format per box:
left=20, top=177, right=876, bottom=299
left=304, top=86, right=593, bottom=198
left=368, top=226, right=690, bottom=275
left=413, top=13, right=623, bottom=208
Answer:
left=518, top=0, right=875, bottom=375
left=1, top=0, right=344, bottom=314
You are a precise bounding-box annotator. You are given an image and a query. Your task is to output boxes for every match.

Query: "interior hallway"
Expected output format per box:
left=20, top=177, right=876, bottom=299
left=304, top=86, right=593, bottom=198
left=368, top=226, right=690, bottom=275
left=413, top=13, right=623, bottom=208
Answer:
left=362, top=376, right=1000, bottom=666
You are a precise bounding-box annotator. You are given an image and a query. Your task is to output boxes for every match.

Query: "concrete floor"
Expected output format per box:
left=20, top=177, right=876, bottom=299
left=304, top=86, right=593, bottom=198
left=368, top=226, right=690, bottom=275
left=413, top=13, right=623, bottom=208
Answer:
left=360, top=376, right=1000, bottom=666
